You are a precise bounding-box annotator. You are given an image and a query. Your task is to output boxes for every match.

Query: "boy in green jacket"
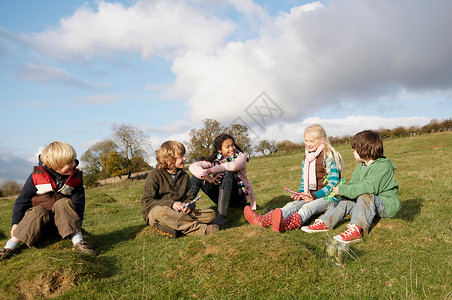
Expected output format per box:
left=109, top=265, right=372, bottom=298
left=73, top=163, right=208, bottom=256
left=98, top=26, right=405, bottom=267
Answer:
left=301, top=130, right=400, bottom=244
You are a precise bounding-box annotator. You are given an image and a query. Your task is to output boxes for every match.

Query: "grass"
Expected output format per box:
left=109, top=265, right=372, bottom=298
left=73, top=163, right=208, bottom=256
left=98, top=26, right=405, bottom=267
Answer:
left=0, top=132, right=451, bottom=299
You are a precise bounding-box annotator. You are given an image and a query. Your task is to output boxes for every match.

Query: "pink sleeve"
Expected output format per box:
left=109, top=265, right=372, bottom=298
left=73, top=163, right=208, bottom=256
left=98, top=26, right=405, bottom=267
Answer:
left=210, top=152, right=247, bottom=174
left=188, top=161, right=212, bottom=178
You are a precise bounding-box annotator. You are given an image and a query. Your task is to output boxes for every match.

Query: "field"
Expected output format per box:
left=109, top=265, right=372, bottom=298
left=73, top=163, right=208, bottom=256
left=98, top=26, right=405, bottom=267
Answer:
left=0, top=132, right=451, bottom=299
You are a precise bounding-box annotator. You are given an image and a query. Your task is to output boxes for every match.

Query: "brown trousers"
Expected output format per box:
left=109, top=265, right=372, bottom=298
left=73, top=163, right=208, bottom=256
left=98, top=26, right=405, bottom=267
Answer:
left=148, top=206, right=216, bottom=236
left=14, top=198, right=82, bottom=247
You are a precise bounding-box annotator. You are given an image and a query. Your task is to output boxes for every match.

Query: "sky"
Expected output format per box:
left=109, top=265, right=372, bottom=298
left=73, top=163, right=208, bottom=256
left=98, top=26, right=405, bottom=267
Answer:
left=1, top=0, right=451, bottom=184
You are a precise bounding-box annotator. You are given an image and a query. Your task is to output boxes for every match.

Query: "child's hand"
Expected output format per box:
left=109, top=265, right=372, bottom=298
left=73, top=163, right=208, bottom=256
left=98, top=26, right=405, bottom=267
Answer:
left=203, top=174, right=223, bottom=185
left=300, top=192, right=314, bottom=202
left=333, top=187, right=339, bottom=195
left=291, top=194, right=303, bottom=201
left=172, top=201, right=190, bottom=213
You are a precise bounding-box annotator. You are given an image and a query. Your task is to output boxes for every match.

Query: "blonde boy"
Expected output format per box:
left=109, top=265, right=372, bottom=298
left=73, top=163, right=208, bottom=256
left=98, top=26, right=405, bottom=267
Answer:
left=0, top=141, right=95, bottom=261
left=141, top=141, right=219, bottom=237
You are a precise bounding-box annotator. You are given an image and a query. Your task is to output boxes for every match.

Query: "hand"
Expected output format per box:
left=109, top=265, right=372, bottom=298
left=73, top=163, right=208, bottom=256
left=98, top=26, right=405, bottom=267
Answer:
left=332, top=187, right=339, bottom=195
left=11, top=224, right=18, bottom=237
left=300, top=192, right=314, bottom=202
left=172, top=201, right=191, bottom=214
left=203, top=173, right=223, bottom=185
left=291, top=194, right=303, bottom=201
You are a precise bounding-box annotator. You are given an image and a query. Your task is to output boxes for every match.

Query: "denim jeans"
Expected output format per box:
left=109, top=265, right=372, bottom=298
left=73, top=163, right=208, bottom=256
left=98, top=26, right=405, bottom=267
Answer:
left=190, top=171, right=246, bottom=207
left=320, top=194, right=388, bottom=232
left=280, top=198, right=331, bottom=225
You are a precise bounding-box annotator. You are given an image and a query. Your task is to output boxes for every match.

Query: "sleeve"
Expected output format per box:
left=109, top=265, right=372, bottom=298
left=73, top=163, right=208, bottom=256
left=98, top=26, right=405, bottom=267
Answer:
left=298, top=159, right=305, bottom=193
left=189, top=160, right=213, bottom=178
left=338, top=163, right=391, bottom=199
left=71, top=177, right=85, bottom=222
left=11, top=174, right=36, bottom=225
left=210, top=152, right=247, bottom=174
left=313, top=158, right=340, bottom=199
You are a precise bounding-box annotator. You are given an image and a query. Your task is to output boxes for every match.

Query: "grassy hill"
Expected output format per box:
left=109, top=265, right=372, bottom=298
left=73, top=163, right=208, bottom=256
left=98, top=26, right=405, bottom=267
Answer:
left=0, top=132, right=451, bottom=299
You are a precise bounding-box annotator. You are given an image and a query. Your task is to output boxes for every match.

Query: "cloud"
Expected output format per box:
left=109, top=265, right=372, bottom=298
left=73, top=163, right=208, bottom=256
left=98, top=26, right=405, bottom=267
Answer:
left=143, top=120, right=193, bottom=135
left=76, top=94, right=119, bottom=105
left=15, top=63, right=98, bottom=89
left=0, top=150, right=34, bottom=184
left=169, top=0, right=452, bottom=124
left=28, top=0, right=236, bottom=60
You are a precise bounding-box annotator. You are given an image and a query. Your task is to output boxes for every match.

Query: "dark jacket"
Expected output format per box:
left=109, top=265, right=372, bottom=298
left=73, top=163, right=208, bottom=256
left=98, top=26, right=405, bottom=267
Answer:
left=141, top=168, right=192, bottom=224
left=11, top=159, right=85, bottom=225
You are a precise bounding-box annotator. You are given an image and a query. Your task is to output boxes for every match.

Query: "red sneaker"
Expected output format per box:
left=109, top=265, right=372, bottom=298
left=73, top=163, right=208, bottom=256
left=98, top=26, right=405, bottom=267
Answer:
left=301, top=219, right=329, bottom=233
left=334, top=224, right=363, bottom=244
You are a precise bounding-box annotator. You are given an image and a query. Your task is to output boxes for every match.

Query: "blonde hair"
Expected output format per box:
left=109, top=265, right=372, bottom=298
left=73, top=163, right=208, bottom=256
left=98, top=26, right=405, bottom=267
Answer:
left=305, top=124, right=344, bottom=172
left=41, top=141, right=77, bottom=170
left=156, top=141, right=186, bottom=170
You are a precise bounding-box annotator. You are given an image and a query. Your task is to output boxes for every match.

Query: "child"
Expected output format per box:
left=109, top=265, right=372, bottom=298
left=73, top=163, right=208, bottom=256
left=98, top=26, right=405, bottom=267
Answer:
left=244, top=124, right=344, bottom=233
left=189, top=133, right=255, bottom=226
left=301, top=130, right=400, bottom=244
left=0, top=141, right=95, bottom=261
left=141, top=141, right=219, bottom=237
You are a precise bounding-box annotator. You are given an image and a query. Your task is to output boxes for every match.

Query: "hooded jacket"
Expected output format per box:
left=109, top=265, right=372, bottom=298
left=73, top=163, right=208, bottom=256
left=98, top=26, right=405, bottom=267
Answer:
left=337, top=158, right=400, bottom=218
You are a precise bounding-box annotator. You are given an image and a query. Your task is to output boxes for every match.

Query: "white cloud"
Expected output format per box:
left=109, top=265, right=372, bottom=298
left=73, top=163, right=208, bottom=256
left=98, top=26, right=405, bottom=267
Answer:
left=28, top=0, right=236, bottom=60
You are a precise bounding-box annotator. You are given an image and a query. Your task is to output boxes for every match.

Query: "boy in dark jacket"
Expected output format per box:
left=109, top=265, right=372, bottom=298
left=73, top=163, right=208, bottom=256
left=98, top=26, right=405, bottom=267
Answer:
left=301, top=130, right=400, bottom=244
left=0, top=141, right=95, bottom=261
left=141, top=141, right=219, bottom=237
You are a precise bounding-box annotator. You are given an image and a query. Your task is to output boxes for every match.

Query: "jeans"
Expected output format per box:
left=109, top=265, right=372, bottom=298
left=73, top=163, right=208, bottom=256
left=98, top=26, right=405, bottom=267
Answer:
left=320, top=194, right=388, bottom=232
left=280, top=198, right=332, bottom=225
left=190, top=171, right=246, bottom=207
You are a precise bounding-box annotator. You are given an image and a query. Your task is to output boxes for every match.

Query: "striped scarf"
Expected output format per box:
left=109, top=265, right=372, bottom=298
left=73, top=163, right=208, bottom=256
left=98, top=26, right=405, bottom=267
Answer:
left=213, top=151, right=248, bottom=197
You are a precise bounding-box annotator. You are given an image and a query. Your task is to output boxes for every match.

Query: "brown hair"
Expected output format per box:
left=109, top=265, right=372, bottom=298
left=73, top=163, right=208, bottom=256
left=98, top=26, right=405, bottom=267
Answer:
left=41, top=141, right=77, bottom=170
left=156, top=141, right=186, bottom=170
left=351, top=130, right=385, bottom=160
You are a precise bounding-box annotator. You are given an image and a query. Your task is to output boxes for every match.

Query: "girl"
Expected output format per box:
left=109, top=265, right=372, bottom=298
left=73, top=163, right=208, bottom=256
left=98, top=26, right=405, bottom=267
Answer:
left=189, top=133, right=256, bottom=226
left=244, top=124, right=344, bottom=233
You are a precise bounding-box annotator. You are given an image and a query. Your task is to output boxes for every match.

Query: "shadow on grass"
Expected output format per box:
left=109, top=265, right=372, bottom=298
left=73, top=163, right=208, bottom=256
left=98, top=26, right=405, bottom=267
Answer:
left=93, top=225, right=147, bottom=252
left=0, top=230, right=6, bottom=240
left=263, top=195, right=293, bottom=210
left=397, top=198, right=423, bottom=222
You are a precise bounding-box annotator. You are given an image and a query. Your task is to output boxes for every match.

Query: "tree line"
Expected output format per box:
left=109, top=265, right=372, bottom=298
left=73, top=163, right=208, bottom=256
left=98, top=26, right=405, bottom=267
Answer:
left=0, top=118, right=450, bottom=194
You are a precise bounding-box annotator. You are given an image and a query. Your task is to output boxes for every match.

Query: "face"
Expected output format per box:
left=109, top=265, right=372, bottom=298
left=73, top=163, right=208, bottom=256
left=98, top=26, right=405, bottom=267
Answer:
left=174, top=155, right=186, bottom=169
left=219, top=138, right=236, bottom=157
left=304, top=134, right=324, bottom=153
left=55, top=161, right=76, bottom=175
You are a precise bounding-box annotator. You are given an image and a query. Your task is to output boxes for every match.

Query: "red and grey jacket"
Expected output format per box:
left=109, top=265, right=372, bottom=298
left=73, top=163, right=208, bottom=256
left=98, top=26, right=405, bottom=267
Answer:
left=31, top=166, right=83, bottom=210
left=11, top=163, right=85, bottom=225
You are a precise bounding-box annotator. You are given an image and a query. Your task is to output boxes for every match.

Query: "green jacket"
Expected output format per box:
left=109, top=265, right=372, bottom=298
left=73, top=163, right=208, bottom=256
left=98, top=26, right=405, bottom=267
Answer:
left=338, top=158, right=400, bottom=218
left=141, top=168, right=192, bottom=224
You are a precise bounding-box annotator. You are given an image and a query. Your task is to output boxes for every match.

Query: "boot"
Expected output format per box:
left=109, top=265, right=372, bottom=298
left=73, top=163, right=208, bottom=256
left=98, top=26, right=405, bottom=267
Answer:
left=205, top=224, right=220, bottom=235
left=244, top=206, right=273, bottom=228
left=213, top=189, right=231, bottom=226
left=271, top=209, right=302, bottom=233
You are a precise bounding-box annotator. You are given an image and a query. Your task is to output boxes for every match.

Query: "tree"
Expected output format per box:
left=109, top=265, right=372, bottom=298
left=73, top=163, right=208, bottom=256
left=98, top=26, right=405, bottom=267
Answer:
left=81, top=139, right=117, bottom=180
left=105, top=151, right=127, bottom=177
left=255, top=140, right=278, bottom=155
left=0, top=180, right=23, bottom=196
left=228, top=123, right=252, bottom=155
left=112, top=123, right=150, bottom=178
left=186, top=119, right=225, bottom=162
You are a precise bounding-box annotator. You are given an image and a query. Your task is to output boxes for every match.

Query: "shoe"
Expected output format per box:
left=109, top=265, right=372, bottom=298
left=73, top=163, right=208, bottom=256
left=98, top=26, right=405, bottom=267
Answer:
left=244, top=206, right=273, bottom=227
left=271, top=209, right=302, bottom=233
left=334, top=224, right=363, bottom=244
left=153, top=223, right=179, bottom=238
left=301, top=219, right=329, bottom=233
left=205, top=224, right=220, bottom=235
left=0, top=248, right=15, bottom=261
left=73, top=241, right=96, bottom=255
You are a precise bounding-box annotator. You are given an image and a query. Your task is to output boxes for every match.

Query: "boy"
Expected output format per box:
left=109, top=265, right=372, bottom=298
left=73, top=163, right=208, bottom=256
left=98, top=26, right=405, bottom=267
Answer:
left=301, top=130, right=400, bottom=244
left=0, top=141, right=95, bottom=261
left=141, top=141, right=219, bottom=238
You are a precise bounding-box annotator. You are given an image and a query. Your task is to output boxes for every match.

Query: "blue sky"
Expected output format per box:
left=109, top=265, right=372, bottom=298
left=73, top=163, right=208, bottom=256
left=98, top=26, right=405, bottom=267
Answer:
left=1, top=0, right=451, bottom=184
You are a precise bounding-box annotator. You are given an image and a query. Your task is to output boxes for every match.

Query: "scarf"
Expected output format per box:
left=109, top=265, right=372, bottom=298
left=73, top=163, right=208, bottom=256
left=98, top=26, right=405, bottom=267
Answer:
left=212, top=151, right=248, bottom=197
left=302, top=144, right=325, bottom=193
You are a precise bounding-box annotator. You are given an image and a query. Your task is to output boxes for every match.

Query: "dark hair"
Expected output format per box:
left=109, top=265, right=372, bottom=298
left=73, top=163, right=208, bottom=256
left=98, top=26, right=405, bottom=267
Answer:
left=206, top=133, right=243, bottom=162
left=351, top=130, right=385, bottom=160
